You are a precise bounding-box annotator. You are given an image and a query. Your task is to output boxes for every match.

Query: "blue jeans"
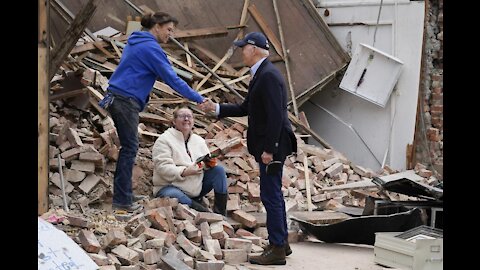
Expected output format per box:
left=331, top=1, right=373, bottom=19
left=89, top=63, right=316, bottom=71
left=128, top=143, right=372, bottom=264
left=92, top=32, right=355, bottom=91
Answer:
left=156, top=166, right=227, bottom=205
left=259, top=162, right=287, bottom=246
left=107, top=94, right=141, bottom=207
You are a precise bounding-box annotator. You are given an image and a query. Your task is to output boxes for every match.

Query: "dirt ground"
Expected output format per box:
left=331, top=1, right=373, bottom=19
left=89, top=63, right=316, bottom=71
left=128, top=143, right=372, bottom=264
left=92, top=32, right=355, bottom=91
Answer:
left=226, top=237, right=387, bottom=270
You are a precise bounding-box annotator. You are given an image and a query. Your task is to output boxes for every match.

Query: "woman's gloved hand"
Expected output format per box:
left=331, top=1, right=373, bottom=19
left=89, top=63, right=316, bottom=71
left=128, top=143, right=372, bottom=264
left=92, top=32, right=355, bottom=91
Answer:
left=205, top=157, right=217, bottom=168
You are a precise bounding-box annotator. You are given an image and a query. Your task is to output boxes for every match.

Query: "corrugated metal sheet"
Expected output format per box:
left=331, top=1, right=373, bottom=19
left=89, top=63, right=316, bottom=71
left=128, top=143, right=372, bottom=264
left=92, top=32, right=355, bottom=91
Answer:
left=50, top=0, right=349, bottom=102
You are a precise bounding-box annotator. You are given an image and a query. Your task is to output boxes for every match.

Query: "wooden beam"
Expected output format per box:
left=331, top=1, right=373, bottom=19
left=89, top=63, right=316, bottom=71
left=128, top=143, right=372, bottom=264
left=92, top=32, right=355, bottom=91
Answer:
left=288, top=111, right=332, bottom=149
left=70, top=35, right=128, bottom=55
left=240, top=0, right=250, bottom=27
left=49, top=0, right=98, bottom=80
left=184, top=42, right=192, bottom=67
left=51, top=0, right=98, bottom=41
left=195, top=49, right=233, bottom=90
left=195, top=0, right=249, bottom=91
left=190, top=43, right=237, bottom=74
left=38, top=0, right=49, bottom=215
left=174, top=27, right=229, bottom=41
left=248, top=4, right=284, bottom=59
left=272, top=0, right=298, bottom=117
left=50, top=88, right=88, bottom=101
left=303, top=155, right=313, bottom=211
left=198, top=75, right=250, bottom=95
left=139, top=112, right=171, bottom=125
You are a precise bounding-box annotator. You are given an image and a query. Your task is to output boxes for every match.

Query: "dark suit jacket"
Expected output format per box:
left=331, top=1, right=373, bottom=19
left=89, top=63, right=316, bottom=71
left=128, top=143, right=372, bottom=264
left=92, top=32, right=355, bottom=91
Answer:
left=219, top=59, right=297, bottom=162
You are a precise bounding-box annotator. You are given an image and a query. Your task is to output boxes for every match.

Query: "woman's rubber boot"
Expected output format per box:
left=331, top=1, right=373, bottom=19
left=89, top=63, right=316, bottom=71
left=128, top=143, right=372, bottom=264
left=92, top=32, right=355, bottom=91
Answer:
left=213, top=193, right=228, bottom=216
left=190, top=200, right=211, bottom=213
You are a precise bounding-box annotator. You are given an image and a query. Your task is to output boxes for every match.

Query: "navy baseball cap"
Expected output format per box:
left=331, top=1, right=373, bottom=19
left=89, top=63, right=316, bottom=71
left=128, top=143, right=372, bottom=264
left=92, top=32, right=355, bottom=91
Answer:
left=234, top=32, right=270, bottom=50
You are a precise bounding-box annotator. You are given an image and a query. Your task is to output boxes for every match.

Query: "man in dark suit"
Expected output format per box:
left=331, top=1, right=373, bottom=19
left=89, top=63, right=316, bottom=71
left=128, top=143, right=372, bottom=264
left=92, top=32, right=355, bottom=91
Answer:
left=199, top=32, right=297, bottom=265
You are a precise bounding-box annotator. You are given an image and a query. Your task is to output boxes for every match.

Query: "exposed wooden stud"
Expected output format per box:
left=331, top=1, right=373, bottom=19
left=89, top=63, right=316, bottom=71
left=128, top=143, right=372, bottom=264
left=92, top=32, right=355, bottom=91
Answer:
left=198, top=75, right=250, bottom=95
left=272, top=0, right=298, bottom=117
left=184, top=42, right=193, bottom=68
left=38, top=0, right=49, bottom=215
left=303, top=155, right=313, bottom=212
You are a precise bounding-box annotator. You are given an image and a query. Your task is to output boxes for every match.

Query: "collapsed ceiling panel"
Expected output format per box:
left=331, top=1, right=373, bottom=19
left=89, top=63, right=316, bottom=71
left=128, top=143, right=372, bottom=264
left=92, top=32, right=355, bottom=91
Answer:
left=50, top=0, right=349, bottom=103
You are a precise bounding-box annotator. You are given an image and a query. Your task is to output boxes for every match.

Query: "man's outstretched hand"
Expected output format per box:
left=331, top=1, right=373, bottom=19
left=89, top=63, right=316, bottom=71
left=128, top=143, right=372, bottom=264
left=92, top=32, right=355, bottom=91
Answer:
left=199, top=98, right=217, bottom=114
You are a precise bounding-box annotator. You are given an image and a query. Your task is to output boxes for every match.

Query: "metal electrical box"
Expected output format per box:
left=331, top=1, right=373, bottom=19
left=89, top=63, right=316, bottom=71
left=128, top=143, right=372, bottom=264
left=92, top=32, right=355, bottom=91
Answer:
left=374, top=227, right=443, bottom=270
left=340, top=43, right=403, bottom=107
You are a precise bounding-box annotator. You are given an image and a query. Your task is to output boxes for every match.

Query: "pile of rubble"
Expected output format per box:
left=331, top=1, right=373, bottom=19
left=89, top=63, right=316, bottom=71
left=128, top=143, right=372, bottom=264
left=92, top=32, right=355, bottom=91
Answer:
left=42, top=18, right=441, bottom=269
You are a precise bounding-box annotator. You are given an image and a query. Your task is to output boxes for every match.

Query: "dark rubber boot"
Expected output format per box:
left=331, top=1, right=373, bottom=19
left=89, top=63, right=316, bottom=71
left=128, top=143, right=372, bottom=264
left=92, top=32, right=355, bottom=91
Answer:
left=213, top=193, right=228, bottom=216
left=190, top=200, right=211, bottom=213
left=249, top=244, right=286, bottom=265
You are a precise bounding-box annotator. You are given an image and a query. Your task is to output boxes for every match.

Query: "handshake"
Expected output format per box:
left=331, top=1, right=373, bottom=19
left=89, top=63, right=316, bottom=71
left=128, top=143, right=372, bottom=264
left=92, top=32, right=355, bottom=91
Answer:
left=198, top=98, right=217, bottom=116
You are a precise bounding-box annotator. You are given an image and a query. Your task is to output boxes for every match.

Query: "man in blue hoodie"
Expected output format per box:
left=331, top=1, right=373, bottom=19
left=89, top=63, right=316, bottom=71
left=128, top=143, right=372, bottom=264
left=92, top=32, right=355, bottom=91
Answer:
left=100, top=12, right=206, bottom=212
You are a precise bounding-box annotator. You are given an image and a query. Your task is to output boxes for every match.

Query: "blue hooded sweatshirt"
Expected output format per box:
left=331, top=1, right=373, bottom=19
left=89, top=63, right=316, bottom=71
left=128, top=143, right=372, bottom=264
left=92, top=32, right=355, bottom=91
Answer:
left=107, top=31, right=204, bottom=110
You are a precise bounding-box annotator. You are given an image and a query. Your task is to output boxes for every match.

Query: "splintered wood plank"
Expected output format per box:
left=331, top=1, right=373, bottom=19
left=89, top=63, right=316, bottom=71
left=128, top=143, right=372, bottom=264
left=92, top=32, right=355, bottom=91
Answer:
left=148, top=97, right=186, bottom=105
left=174, top=26, right=229, bottom=41
left=87, top=86, right=104, bottom=100
left=50, top=0, right=97, bottom=80
left=189, top=43, right=237, bottom=73
left=50, top=88, right=88, bottom=101
left=273, top=0, right=298, bottom=116
left=191, top=67, right=240, bottom=78
left=167, top=55, right=205, bottom=78
left=70, top=35, right=128, bottom=55
left=139, top=112, right=171, bottom=125
left=110, top=40, right=122, bottom=58
left=138, top=127, right=160, bottom=138
left=86, top=52, right=107, bottom=63
left=304, top=155, right=313, bottom=212
left=198, top=75, right=250, bottom=95
left=184, top=42, right=193, bottom=67
left=289, top=211, right=351, bottom=225
left=138, top=4, right=154, bottom=14
left=248, top=4, right=284, bottom=59
left=288, top=111, right=332, bottom=149
left=321, top=179, right=376, bottom=191
left=38, top=45, right=48, bottom=214
left=195, top=48, right=233, bottom=90
left=240, top=0, right=250, bottom=26
left=195, top=1, right=248, bottom=91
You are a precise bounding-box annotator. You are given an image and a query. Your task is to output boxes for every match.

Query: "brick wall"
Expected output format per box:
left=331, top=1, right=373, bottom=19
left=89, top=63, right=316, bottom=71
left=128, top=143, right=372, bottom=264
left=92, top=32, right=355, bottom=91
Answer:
left=413, top=0, right=443, bottom=179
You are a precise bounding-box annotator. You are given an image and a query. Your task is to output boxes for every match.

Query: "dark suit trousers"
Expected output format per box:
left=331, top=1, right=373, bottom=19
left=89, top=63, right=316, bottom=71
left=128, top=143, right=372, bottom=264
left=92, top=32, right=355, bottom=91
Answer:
left=259, top=162, right=288, bottom=246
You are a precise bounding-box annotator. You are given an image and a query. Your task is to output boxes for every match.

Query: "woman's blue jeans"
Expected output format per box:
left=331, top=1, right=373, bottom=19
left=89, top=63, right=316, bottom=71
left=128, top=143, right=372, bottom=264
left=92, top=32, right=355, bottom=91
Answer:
left=108, top=94, right=140, bottom=207
left=156, top=166, right=227, bottom=205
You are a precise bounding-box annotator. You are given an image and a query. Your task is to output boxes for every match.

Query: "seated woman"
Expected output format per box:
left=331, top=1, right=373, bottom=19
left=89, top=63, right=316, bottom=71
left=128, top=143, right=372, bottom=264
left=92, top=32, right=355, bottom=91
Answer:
left=152, top=106, right=227, bottom=215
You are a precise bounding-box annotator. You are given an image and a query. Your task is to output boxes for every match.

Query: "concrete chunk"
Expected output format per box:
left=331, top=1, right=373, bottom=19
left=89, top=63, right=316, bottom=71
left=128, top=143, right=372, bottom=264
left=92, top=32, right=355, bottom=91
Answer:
left=222, top=249, right=247, bottom=263
left=196, top=261, right=225, bottom=270
left=225, top=238, right=252, bottom=253
left=78, top=174, right=101, bottom=194
left=70, top=160, right=96, bottom=173
left=232, top=210, right=257, bottom=228
left=111, top=245, right=139, bottom=265
left=78, top=229, right=101, bottom=253
left=143, top=249, right=161, bottom=265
